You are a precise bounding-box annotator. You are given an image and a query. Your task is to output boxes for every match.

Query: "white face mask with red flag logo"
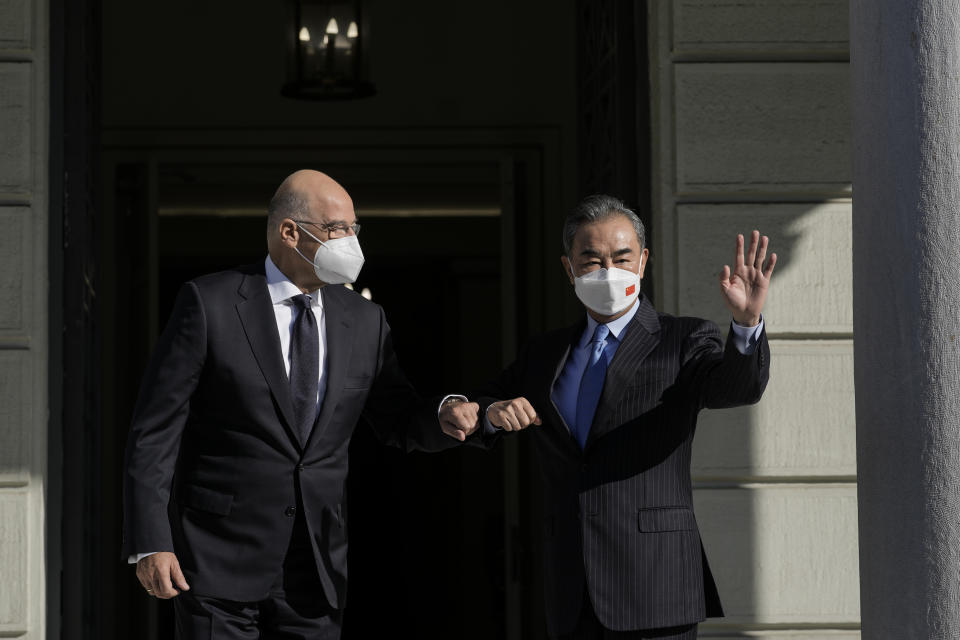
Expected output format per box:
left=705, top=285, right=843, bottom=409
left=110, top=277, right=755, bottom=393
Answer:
left=573, top=267, right=640, bottom=316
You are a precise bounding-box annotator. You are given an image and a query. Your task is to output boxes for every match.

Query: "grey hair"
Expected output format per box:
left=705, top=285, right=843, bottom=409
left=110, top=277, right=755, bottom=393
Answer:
left=562, top=194, right=645, bottom=256
left=267, top=187, right=309, bottom=228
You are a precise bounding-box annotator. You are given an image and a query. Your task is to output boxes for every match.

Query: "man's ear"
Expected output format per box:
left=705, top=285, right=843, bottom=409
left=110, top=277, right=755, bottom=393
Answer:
left=560, top=255, right=575, bottom=284
left=279, top=219, right=299, bottom=248
left=638, top=248, right=650, bottom=279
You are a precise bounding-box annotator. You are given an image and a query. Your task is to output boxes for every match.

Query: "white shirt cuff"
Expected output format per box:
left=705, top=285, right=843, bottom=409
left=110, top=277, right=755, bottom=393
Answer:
left=437, top=394, right=468, bottom=416
left=730, top=316, right=764, bottom=355
left=128, top=551, right=158, bottom=564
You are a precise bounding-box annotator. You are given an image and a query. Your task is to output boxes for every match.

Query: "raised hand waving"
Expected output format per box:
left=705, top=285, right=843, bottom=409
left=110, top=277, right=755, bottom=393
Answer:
left=719, top=230, right=777, bottom=327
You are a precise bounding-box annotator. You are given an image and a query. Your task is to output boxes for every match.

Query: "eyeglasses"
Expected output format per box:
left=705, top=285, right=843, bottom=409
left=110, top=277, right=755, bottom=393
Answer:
left=293, top=219, right=361, bottom=238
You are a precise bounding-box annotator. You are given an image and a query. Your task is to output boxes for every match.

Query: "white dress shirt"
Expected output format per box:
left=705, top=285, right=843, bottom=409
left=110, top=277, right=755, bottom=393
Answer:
left=131, top=256, right=329, bottom=563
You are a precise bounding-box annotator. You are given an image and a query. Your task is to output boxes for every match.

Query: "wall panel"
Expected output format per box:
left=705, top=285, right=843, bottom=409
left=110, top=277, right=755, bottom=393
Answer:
left=0, top=0, right=30, bottom=49
left=0, top=492, right=28, bottom=633
left=0, top=63, right=31, bottom=193
left=0, top=207, right=27, bottom=334
left=695, top=486, right=860, bottom=624
left=694, top=340, right=855, bottom=479
left=674, top=63, right=851, bottom=195
left=0, top=351, right=30, bottom=482
left=676, top=203, right=852, bottom=333
left=673, top=0, right=849, bottom=55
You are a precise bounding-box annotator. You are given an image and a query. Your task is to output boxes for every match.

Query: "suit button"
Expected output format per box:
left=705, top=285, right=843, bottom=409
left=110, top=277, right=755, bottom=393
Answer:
left=284, top=506, right=297, bottom=517
left=297, top=464, right=305, bottom=472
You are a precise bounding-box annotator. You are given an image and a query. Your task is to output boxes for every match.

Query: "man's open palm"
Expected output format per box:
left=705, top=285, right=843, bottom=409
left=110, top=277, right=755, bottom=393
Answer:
left=719, top=230, right=777, bottom=326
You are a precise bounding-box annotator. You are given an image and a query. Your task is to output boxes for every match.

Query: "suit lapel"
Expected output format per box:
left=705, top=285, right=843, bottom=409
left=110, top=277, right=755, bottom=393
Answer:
left=544, top=328, right=577, bottom=437
left=235, top=268, right=301, bottom=451
left=543, top=320, right=589, bottom=452
left=586, top=296, right=661, bottom=448
left=306, top=285, right=354, bottom=448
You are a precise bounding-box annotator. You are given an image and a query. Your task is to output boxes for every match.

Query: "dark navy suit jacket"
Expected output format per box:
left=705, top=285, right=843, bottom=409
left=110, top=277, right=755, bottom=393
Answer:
left=477, top=295, right=770, bottom=636
left=122, top=262, right=454, bottom=607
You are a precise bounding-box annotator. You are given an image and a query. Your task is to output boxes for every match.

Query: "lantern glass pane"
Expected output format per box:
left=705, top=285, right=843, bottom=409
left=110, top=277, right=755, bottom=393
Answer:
left=284, top=0, right=373, bottom=99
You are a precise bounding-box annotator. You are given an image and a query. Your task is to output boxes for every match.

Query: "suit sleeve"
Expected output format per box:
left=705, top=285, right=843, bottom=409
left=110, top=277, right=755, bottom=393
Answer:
left=121, top=282, right=207, bottom=558
left=678, top=319, right=770, bottom=411
left=360, top=307, right=467, bottom=452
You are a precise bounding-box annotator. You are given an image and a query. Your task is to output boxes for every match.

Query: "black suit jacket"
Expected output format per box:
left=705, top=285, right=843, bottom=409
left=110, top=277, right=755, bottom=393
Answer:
left=477, top=295, right=769, bottom=636
left=122, top=263, right=453, bottom=607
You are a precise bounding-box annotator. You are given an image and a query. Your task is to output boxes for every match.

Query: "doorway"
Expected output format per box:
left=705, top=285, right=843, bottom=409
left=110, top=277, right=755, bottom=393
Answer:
left=88, top=144, right=555, bottom=639
left=155, top=168, right=506, bottom=639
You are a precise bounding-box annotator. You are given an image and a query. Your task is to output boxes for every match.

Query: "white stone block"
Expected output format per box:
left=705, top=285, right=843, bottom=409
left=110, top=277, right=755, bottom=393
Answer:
left=676, top=203, right=852, bottom=334
left=674, top=63, right=851, bottom=194
left=693, top=340, right=855, bottom=478
left=673, top=0, right=849, bottom=54
left=695, top=485, right=860, bottom=624
left=0, top=491, right=27, bottom=631
left=0, top=0, right=31, bottom=49
left=0, top=63, right=31, bottom=192
left=0, top=351, right=28, bottom=482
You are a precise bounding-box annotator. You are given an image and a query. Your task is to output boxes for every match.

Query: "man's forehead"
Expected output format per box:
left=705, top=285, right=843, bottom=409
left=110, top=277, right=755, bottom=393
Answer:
left=310, top=190, right=355, bottom=219
left=574, top=223, right=638, bottom=249
left=312, top=203, right=357, bottom=224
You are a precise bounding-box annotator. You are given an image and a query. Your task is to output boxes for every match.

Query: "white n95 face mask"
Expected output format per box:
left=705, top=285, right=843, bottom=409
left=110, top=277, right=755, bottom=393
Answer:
left=295, top=227, right=365, bottom=284
left=573, top=267, right=640, bottom=316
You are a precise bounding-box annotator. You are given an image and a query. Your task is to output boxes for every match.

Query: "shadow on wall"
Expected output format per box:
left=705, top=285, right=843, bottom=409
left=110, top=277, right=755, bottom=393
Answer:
left=677, top=203, right=859, bottom=632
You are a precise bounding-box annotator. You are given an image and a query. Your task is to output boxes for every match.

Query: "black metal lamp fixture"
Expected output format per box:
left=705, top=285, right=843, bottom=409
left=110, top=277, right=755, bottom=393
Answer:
left=282, top=0, right=375, bottom=100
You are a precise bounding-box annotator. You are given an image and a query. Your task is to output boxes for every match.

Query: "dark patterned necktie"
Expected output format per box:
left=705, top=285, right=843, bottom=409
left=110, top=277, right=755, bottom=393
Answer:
left=289, top=294, right=318, bottom=445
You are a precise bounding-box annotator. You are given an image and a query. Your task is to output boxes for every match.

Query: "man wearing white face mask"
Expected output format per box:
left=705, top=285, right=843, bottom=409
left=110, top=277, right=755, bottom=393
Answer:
left=444, top=195, right=776, bottom=640
left=122, top=170, right=480, bottom=639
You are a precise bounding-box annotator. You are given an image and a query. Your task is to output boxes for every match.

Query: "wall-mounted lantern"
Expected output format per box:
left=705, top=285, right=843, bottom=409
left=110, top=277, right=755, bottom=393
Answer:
left=282, top=0, right=375, bottom=100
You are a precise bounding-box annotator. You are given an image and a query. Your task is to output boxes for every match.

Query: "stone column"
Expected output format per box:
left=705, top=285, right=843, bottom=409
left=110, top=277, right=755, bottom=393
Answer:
left=850, top=1, right=960, bottom=638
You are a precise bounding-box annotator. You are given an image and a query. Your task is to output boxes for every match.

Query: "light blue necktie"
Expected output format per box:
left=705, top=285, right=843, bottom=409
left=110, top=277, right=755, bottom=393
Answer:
left=574, top=324, right=610, bottom=448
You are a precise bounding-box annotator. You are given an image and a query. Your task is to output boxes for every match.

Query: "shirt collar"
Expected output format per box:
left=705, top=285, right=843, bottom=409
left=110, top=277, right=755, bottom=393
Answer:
left=580, top=298, right=641, bottom=347
left=265, top=256, right=322, bottom=308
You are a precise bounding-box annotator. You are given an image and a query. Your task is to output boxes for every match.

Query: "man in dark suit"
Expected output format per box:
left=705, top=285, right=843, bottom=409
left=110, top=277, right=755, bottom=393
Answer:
left=122, top=170, right=478, bottom=638
left=442, top=195, right=776, bottom=639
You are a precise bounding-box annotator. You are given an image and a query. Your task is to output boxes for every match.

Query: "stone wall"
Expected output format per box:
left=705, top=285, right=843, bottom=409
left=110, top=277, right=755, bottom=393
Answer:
left=648, top=2, right=858, bottom=637
left=0, top=0, right=48, bottom=637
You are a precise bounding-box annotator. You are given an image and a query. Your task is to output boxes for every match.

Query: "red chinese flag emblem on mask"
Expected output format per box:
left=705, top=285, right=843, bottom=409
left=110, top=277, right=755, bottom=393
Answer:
left=625, top=284, right=636, bottom=296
